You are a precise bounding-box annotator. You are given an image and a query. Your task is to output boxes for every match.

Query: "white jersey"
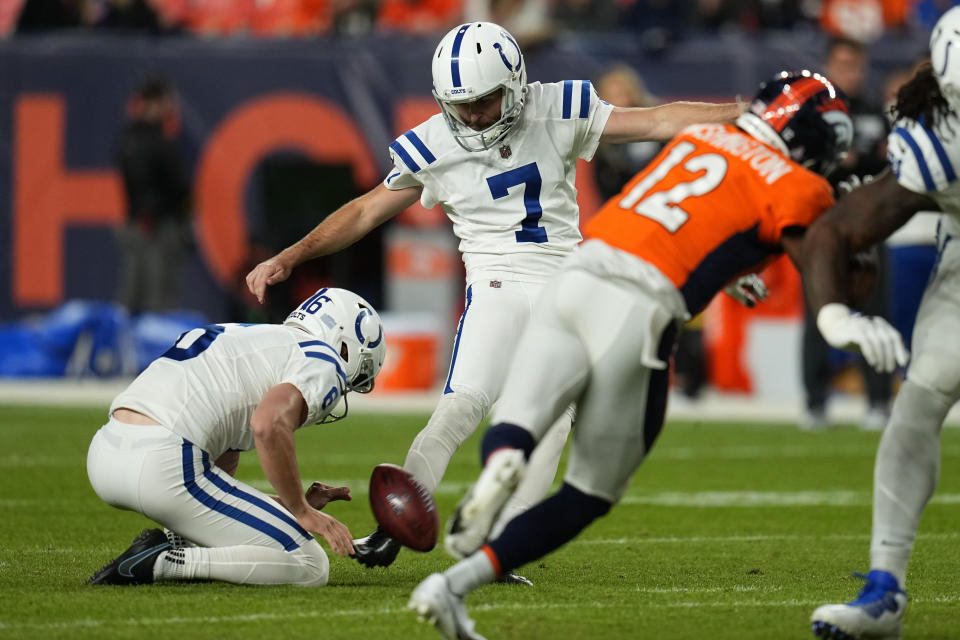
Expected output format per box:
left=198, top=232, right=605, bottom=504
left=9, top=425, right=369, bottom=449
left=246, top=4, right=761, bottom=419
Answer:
left=384, top=80, right=613, bottom=284
left=888, top=114, right=960, bottom=232
left=110, top=323, right=346, bottom=460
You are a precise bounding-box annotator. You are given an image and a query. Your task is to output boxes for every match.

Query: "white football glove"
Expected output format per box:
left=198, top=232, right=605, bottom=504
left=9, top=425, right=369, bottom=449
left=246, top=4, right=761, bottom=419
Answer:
left=724, top=274, right=769, bottom=308
left=816, top=303, right=909, bottom=373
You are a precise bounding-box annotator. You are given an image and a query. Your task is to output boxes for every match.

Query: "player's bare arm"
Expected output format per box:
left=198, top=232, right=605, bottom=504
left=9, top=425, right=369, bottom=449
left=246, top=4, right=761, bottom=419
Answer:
left=787, top=171, right=935, bottom=372
left=800, top=170, right=937, bottom=312
left=245, top=183, right=422, bottom=303
left=251, top=382, right=355, bottom=557
left=600, top=101, right=743, bottom=144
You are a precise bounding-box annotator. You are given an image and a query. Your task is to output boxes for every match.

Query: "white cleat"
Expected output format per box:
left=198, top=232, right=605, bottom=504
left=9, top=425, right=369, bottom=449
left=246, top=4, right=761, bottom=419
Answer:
left=810, top=570, right=907, bottom=640
left=445, top=449, right=526, bottom=559
left=409, top=573, right=486, bottom=640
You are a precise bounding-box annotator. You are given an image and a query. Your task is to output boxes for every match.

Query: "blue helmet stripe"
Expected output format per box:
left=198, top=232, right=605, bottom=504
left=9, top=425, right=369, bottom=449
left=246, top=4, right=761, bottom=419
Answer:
left=894, top=126, right=936, bottom=191
left=921, top=124, right=957, bottom=184
left=389, top=140, right=421, bottom=173
left=450, top=24, right=470, bottom=88
left=579, top=80, right=591, bottom=118
left=562, top=80, right=573, bottom=119
left=404, top=130, right=436, bottom=164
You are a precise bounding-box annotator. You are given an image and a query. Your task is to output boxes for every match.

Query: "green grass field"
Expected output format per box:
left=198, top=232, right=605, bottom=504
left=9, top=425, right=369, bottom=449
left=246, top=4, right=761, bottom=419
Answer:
left=1, top=404, right=958, bottom=639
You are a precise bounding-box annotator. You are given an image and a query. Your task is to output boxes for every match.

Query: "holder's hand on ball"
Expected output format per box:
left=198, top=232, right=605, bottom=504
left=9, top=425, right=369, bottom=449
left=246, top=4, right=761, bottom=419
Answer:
left=297, top=508, right=355, bottom=557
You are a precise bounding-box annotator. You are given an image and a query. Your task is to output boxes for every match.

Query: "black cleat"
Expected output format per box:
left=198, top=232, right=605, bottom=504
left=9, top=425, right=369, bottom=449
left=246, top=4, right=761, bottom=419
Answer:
left=87, top=529, right=171, bottom=585
left=496, top=572, right=533, bottom=586
left=352, top=527, right=401, bottom=568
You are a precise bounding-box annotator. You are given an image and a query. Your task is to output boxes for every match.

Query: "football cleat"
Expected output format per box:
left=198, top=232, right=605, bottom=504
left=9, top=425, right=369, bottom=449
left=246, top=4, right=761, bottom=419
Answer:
left=409, top=573, right=486, bottom=640
left=352, top=527, right=401, bottom=568
left=495, top=572, right=533, bottom=586
left=87, top=528, right=171, bottom=585
left=445, top=448, right=526, bottom=559
left=810, top=570, right=907, bottom=639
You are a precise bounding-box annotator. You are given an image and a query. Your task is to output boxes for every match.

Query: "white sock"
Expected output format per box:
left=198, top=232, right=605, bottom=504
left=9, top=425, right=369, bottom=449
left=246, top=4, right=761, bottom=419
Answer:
left=444, top=550, right=496, bottom=597
left=154, top=547, right=188, bottom=580
left=870, top=380, right=951, bottom=586
left=403, top=393, right=486, bottom=494
left=495, top=409, right=572, bottom=533
left=154, top=539, right=329, bottom=586
left=163, top=528, right=197, bottom=548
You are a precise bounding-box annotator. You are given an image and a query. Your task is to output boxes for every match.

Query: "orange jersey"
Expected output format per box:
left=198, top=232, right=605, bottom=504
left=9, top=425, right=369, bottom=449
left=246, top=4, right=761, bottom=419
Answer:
left=585, top=123, right=834, bottom=314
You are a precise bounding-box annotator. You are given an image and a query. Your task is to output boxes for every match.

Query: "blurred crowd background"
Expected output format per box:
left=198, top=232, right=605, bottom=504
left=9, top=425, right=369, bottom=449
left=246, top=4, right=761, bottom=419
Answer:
left=0, top=0, right=954, bottom=426
left=1, top=0, right=952, bottom=42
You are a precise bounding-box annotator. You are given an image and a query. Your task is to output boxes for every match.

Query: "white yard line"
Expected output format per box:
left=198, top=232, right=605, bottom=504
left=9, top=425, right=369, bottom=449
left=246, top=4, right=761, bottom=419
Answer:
left=574, top=531, right=960, bottom=545
left=5, top=489, right=960, bottom=509
left=3, top=594, right=959, bottom=632
left=4, top=381, right=960, bottom=425
left=8, top=531, right=957, bottom=556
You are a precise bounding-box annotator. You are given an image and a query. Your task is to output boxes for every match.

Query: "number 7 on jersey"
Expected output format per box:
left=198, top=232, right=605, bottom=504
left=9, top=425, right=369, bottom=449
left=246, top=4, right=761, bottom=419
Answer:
left=487, top=163, right=548, bottom=243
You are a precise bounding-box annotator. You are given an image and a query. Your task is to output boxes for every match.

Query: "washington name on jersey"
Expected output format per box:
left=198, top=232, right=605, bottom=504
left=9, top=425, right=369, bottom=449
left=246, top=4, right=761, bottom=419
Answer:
left=384, top=80, right=614, bottom=283
left=586, top=123, right=834, bottom=315
left=110, top=324, right=346, bottom=459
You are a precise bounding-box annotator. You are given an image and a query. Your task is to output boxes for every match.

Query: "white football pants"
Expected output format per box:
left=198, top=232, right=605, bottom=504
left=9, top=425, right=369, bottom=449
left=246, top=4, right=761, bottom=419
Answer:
left=871, top=219, right=960, bottom=585
left=87, top=419, right=329, bottom=586
left=493, top=242, right=684, bottom=503
left=403, top=279, right=572, bottom=514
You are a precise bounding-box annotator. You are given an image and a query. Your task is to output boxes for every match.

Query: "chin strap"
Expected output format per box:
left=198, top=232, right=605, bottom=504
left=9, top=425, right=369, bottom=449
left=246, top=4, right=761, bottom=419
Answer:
left=318, top=390, right=349, bottom=425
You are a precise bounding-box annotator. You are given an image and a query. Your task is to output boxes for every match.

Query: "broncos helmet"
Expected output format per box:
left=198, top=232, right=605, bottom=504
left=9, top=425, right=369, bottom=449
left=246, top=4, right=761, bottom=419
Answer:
left=431, top=22, right=526, bottom=152
left=736, top=70, right=853, bottom=176
left=930, top=6, right=960, bottom=113
left=284, top=288, right=385, bottom=394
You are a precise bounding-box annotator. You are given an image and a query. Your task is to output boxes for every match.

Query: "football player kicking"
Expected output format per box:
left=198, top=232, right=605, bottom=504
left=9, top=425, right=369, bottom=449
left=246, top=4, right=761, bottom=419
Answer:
left=85, top=288, right=385, bottom=587
left=408, top=71, right=861, bottom=639
left=806, top=10, right=960, bottom=640
left=245, top=21, right=745, bottom=577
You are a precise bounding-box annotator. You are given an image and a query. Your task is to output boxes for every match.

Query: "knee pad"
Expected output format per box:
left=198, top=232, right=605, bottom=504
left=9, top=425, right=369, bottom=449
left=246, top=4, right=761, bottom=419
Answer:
left=404, top=393, right=488, bottom=492
left=888, top=379, right=952, bottom=440
left=413, top=392, right=487, bottom=452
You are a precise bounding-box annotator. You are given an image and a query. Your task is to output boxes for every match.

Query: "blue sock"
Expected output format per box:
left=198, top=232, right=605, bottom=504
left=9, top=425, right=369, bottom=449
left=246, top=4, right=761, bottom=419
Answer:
left=487, top=483, right=611, bottom=573
left=480, top=422, right=536, bottom=465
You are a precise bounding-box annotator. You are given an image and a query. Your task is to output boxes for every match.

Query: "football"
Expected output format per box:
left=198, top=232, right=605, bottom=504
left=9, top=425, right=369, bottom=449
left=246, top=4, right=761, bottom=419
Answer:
left=368, top=463, right=438, bottom=552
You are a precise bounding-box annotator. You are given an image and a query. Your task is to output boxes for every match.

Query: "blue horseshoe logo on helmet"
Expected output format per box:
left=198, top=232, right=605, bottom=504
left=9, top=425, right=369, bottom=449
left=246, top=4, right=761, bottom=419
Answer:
left=493, top=33, right=522, bottom=72
left=355, top=309, right=383, bottom=348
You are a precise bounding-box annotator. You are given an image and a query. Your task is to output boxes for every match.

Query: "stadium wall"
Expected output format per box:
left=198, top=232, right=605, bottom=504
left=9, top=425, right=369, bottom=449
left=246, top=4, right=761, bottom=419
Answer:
left=0, top=32, right=927, bottom=395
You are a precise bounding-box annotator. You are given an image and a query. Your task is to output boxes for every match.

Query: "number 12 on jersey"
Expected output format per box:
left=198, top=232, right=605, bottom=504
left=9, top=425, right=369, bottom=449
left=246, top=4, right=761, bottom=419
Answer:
left=618, top=142, right=727, bottom=232
left=487, top=163, right=548, bottom=243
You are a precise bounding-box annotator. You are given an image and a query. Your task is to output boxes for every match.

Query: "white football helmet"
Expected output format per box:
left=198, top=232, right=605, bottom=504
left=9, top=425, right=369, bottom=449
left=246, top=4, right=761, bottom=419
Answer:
left=431, top=22, right=527, bottom=152
left=930, top=6, right=960, bottom=113
left=284, top=288, right=385, bottom=394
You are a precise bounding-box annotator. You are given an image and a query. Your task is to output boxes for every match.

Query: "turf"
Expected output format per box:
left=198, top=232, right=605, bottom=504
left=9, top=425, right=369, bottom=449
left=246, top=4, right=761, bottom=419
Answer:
left=1, top=404, right=958, bottom=639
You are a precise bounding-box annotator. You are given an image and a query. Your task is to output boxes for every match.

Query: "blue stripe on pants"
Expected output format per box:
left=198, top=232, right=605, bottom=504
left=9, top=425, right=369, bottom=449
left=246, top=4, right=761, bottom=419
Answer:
left=443, top=285, right=473, bottom=394
left=180, top=440, right=308, bottom=551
